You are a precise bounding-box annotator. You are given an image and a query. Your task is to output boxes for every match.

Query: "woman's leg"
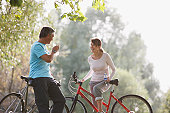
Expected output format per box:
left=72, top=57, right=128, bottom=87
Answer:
left=90, top=83, right=98, bottom=108
left=96, top=100, right=102, bottom=112
left=93, top=81, right=105, bottom=112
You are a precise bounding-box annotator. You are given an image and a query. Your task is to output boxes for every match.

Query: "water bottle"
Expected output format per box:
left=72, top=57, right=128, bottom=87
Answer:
left=104, top=73, right=108, bottom=86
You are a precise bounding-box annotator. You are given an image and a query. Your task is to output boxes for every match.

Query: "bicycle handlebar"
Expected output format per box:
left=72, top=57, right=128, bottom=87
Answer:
left=71, top=72, right=119, bottom=86
left=72, top=72, right=77, bottom=82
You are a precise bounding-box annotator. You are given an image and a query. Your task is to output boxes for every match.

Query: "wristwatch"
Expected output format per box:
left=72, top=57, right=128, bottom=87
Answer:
left=52, top=50, right=57, bottom=53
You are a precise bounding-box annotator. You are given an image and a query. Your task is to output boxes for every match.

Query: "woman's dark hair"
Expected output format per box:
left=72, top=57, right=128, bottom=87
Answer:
left=39, top=27, right=55, bottom=38
left=91, top=38, right=102, bottom=47
left=91, top=38, right=103, bottom=52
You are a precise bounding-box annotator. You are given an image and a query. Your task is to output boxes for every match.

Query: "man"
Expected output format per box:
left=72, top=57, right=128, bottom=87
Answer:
left=29, top=27, right=65, bottom=113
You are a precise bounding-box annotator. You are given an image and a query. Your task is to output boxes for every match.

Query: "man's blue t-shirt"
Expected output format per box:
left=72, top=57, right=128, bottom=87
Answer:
left=29, top=41, right=53, bottom=78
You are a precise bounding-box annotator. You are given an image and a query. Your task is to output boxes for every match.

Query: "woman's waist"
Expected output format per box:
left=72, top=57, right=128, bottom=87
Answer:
left=91, top=74, right=105, bottom=81
left=93, top=70, right=106, bottom=75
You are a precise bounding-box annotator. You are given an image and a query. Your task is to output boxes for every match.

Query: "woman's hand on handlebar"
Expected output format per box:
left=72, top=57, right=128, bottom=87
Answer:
left=107, top=77, right=111, bottom=82
left=76, top=79, right=84, bottom=85
left=80, top=79, right=85, bottom=82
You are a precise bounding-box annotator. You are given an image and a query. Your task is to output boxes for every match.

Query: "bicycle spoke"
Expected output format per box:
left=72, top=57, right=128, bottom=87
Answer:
left=111, top=95, right=152, bottom=113
left=0, top=93, right=23, bottom=113
left=65, top=97, right=87, bottom=113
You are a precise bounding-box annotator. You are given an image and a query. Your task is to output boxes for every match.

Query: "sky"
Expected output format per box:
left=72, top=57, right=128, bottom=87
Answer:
left=44, top=0, right=170, bottom=93
left=109, top=0, right=170, bottom=93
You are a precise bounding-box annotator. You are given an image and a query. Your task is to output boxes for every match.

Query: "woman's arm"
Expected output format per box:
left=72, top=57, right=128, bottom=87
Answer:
left=106, top=53, right=116, bottom=79
left=82, top=68, right=93, bottom=82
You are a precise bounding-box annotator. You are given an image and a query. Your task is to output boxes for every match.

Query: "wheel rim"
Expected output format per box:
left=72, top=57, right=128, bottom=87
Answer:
left=0, top=94, right=22, bottom=113
left=112, top=95, right=152, bottom=113
left=65, top=97, right=87, bottom=113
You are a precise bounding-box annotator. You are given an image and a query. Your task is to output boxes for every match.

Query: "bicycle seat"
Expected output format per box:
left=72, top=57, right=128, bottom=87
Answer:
left=20, top=76, right=34, bottom=86
left=109, top=79, right=119, bottom=86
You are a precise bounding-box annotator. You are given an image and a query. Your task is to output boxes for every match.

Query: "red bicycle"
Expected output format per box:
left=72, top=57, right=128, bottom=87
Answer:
left=65, top=72, right=153, bottom=113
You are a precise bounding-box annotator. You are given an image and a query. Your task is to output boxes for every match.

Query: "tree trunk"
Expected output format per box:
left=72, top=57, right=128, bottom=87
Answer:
left=8, top=67, right=14, bottom=93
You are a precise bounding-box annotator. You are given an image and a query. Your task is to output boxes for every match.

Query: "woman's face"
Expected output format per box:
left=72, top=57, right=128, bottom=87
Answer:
left=90, top=42, right=100, bottom=53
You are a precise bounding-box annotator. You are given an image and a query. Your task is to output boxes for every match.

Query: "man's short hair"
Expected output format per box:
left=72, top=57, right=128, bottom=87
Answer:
left=39, top=27, right=55, bottom=38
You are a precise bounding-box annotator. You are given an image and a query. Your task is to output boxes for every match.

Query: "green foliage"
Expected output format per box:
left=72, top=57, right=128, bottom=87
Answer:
left=10, top=0, right=23, bottom=7
left=0, top=0, right=44, bottom=67
left=54, top=0, right=105, bottom=22
left=114, top=69, right=148, bottom=97
left=92, top=0, right=105, bottom=12
left=159, top=89, right=170, bottom=113
left=58, top=21, right=91, bottom=75
left=0, top=0, right=45, bottom=97
left=119, top=32, right=146, bottom=73
left=61, top=12, right=87, bottom=22
left=0, top=2, right=162, bottom=112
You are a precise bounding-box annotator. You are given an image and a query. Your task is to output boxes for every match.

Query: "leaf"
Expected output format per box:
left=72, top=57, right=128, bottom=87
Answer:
left=69, top=2, right=74, bottom=9
left=15, top=15, right=21, bottom=19
left=2, top=15, right=5, bottom=19
left=54, top=3, right=59, bottom=9
left=77, top=16, right=87, bottom=22
left=65, top=0, right=69, bottom=4
left=61, top=14, right=67, bottom=19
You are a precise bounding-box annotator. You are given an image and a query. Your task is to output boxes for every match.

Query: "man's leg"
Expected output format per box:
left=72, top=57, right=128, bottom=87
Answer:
left=33, top=78, right=50, bottom=113
left=48, top=78, right=66, bottom=113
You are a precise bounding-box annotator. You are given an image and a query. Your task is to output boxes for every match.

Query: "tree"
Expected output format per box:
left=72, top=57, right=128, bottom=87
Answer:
left=0, top=0, right=44, bottom=96
left=8, top=0, right=106, bottom=22
left=0, top=0, right=44, bottom=67
left=119, top=32, right=146, bottom=73
left=51, top=7, right=125, bottom=94
left=159, top=89, right=170, bottom=113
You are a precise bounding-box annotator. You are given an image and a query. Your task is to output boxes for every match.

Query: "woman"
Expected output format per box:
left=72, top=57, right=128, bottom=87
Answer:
left=81, top=38, right=116, bottom=113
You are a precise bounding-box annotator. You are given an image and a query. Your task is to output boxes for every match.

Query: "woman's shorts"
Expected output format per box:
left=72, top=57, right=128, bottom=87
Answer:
left=89, top=80, right=110, bottom=101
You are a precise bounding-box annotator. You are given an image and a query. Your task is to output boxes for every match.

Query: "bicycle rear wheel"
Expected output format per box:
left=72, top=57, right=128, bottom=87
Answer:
left=27, top=101, right=38, bottom=113
left=111, top=94, right=153, bottom=113
left=65, top=97, right=87, bottom=113
left=0, top=93, right=23, bottom=113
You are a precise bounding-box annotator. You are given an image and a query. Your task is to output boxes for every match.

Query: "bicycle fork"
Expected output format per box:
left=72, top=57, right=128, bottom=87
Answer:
left=70, top=94, right=79, bottom=113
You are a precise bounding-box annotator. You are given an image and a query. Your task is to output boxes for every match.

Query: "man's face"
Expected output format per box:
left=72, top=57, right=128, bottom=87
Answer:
left=47, top=33, right=54, bottom=44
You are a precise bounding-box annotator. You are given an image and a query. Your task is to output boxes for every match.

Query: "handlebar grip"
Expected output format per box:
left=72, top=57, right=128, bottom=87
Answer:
left=72, top=72, right=77, bottom=82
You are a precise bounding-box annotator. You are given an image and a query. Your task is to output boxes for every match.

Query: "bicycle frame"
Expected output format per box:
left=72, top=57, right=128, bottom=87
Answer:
left=21, top=84, right=29, bottom=113
left=75, top=83, right=131, bottom=113
left=17, top=77, right=35, bottom=113
left=12, top=83, right=30, bottom=113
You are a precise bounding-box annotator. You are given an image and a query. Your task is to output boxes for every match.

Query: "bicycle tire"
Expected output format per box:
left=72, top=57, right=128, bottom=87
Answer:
left=111, top=94, right=153, bottom=113
left=0, top=93, right=24, bottom=113
left=49, top=103, right=69, bottom=113
left=65, top=97, right=87, bottom=113
left=27, top=102, right=38, bottom=113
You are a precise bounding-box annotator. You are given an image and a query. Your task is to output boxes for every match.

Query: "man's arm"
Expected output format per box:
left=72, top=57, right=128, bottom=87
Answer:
left=40, top=45, right=59, bottom=63
left=40, top=52, right=55, bottom=63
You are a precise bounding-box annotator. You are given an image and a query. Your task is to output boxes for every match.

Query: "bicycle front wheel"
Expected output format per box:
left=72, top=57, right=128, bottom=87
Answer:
left=49, top=103, right=69, bottom=113
left=111, top=94, right=153, bottom=113
left=65, top=97, right=87, bottom=113
left=0, top=93, right=23, bottom=113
